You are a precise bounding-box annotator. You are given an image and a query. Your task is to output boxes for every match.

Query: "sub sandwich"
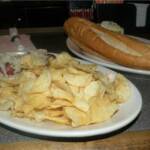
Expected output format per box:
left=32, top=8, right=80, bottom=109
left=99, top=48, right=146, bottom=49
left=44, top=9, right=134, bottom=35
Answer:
left=64, top=17, right=150, bottom=70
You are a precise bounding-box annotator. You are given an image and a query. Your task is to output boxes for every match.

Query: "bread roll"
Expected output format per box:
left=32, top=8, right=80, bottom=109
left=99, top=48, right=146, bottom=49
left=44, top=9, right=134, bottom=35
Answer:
left=100, top=21, right=124, bottom=34
left=64, top=17, right=150, bottom=70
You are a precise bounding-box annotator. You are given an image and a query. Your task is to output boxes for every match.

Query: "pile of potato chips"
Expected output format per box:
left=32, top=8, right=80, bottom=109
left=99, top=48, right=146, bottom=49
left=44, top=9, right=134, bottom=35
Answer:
left=0, top=50, right=130, bottom=127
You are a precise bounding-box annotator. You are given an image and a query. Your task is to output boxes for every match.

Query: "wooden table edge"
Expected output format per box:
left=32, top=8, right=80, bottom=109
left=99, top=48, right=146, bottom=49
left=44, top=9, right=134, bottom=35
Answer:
left=0, top=130, right=150, bottom=150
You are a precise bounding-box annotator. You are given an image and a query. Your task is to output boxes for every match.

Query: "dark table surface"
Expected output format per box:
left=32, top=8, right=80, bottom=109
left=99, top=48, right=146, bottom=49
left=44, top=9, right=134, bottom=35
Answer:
left=0, top=31, right=150, bottom=143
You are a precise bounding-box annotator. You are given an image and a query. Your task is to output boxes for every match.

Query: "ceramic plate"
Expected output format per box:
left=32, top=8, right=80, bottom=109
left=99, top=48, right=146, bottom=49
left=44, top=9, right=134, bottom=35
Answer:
left=67, top=37, right=150, bottom=75
left=0, top=55, right=142, bottom=138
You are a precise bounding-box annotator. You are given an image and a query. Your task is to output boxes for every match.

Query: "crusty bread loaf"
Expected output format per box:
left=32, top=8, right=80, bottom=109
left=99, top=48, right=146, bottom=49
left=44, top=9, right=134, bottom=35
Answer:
left=64, top=17, right=150, bottom=70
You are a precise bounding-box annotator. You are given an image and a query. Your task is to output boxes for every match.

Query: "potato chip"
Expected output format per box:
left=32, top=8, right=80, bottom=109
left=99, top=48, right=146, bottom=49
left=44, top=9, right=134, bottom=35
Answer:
left=45, top=115, right=70, bottom=125
left=0, top=100, right=14, bottom=111
left=31, top=108, right=70, bottom=124
left=17, top=71, right=36, bottom=94
left=89, top=96, right=118, bottom=124
left=21, top=54, right=32, bottom=69
left=30, top=69, right=51, bottom=93
left=18, top=71, right=36, bottom=83
left=63, top=72, right=92, bottom=87
left=15, top=93, right=50, bottom=115
left=11, top=111, right=25, bottom=118
left=31, top=109, right=64, bottom=121
left=84, top=81, right=102, bottom=101
left=55, top=52, right=72, bottom=63
left=0, top=77, right=19, bottom=86
left=21, top=104, right=34, bottom=115
left=73, top=62, right=96, bottom=74
left=26, top=94, right=51, bottom=109
left=13, top=97, right=24, bottom=112
left=49, top=52, right=71, bottom=68
left=42, top=108, right=64, bottom=117
left=21, top=50, right=48, bottom=69
left=0, top=86, right=16, bottom=96
left=19, top=78, right=35, bottom=95
left=93, top=71, right=110, bottom=86
left=50, top=82, right=74, bottom=102
left=64, top=107, right=90, bottom=127
left=69, top=85, right=80, bottom=96
left=110, top=74, right=131, bottom=103
left=116, top=74, right=131, bottom=101
left=49, top=68, right=65, bottom=82
left=73, top=98, right=89, bottom=112
left=49, top=99, right=72, bottom=109
left=0, top=86, right=18, bottom=111
left=30, top=66, right=46, bottom=76
left=67, top=66, right=86, bottom=74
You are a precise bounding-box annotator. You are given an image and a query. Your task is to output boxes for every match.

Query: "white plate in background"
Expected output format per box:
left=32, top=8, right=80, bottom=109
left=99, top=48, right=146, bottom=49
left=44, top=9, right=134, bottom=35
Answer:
left=0, top=55, right=142, bottom=138
left=67, top=37, right=150, bottom=75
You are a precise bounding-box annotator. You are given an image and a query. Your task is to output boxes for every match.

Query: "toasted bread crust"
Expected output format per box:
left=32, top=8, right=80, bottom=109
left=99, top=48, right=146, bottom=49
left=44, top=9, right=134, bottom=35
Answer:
left=64, top=17, right=150, bottom=70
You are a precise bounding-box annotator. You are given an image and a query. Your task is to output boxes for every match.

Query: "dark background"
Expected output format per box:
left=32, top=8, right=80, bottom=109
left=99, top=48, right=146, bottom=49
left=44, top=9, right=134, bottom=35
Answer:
left=0, top=0, right=149, bottom=35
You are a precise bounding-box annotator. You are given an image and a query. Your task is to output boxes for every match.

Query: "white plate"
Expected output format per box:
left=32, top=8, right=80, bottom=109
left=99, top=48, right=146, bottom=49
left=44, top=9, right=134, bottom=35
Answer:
left=0, top=55, right=142, bottom=138
left=67, top=37, right=150, bottom=75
